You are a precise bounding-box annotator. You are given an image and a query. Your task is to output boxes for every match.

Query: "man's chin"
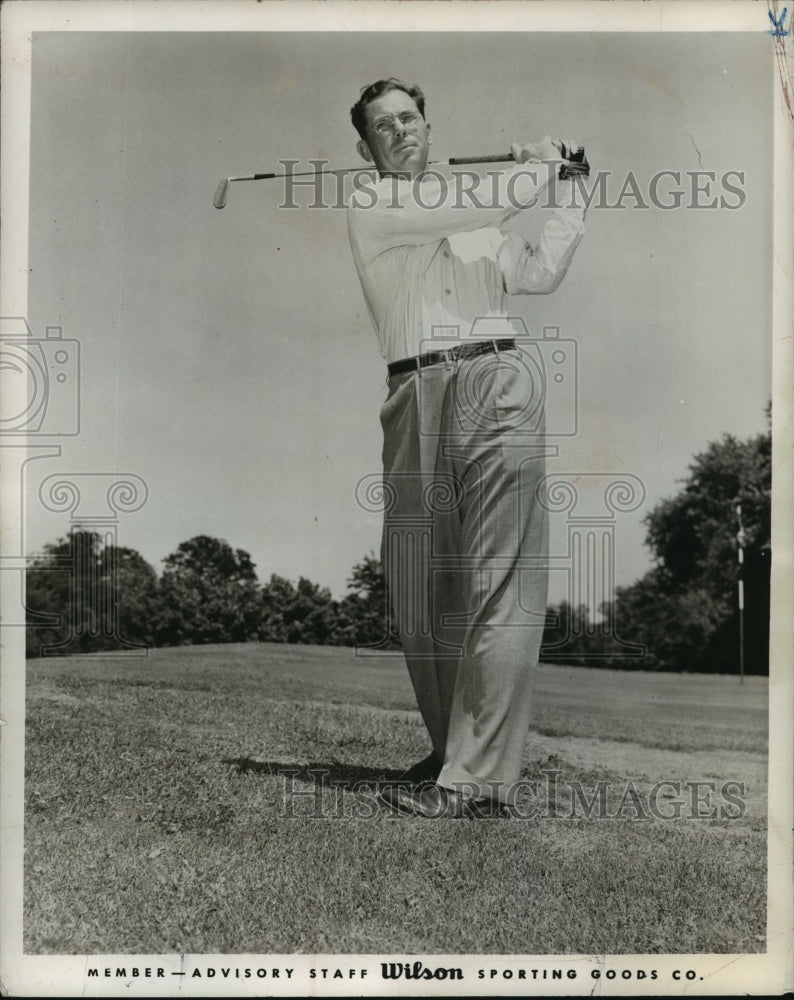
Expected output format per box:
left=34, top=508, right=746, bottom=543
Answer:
left=376, top=148, right=429, bottom=178
left=398, top=151, right=429, bottom=176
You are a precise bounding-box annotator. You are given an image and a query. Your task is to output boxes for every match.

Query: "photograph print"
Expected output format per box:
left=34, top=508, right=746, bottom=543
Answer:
left=0, top=2, right=790, bottom=997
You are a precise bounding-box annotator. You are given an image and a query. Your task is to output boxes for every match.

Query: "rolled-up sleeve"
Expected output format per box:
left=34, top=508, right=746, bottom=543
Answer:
left=498, top=208, right=586, bottom=295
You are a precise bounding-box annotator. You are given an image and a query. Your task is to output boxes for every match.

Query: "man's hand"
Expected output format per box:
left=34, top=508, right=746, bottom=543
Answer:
left=510, top=136, right=563, bottom=164
left=511, top=137, right=589, bottom=179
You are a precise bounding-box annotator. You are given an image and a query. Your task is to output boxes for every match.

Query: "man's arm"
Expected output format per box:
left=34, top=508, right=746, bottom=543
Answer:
left=497, top=201, right=586, bottom=295
left=347, top=138, right=574, bottom=261
left=348, top=161, right=556, bottom=258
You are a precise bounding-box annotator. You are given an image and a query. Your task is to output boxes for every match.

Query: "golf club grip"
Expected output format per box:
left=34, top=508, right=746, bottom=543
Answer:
left=447, top=153, right=514, bottom=165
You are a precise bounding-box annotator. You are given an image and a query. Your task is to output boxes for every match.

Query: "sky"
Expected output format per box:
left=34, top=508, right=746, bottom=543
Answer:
left=19, top=22, right=773, bottom=605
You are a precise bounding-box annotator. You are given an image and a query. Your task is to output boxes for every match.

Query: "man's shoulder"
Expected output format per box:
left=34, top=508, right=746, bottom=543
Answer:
left=347, top=173, right=412, bottom=213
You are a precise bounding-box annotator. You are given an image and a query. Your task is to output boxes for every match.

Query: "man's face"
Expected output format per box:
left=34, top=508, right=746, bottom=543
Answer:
left=359, top=89, right=430, bottom=178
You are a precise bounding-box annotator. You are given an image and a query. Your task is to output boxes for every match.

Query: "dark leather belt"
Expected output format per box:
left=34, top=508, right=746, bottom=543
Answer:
left=387, top=338, right=516, bottom=378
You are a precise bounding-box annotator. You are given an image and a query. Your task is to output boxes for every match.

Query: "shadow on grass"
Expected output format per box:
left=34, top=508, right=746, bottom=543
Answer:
left=224, top=757, right=409, bottom=788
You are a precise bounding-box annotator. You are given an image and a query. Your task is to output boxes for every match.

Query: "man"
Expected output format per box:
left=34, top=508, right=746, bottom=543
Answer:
left=347, top=78, right=587, bottom=818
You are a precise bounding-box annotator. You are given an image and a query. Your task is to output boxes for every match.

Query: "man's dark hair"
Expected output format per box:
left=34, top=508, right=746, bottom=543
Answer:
left=350, top=78, right=426, bottom=141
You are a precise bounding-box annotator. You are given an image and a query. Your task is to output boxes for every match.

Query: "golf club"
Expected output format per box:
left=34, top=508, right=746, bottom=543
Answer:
left=212, top=154, right=515, bottom=209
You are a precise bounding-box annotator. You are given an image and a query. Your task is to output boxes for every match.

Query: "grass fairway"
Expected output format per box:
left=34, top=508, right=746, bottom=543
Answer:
left=24, top=643, right=767, bottom=955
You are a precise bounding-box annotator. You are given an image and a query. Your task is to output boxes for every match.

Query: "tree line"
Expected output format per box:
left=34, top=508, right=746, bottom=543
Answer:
left=26, top=420, right=770, bottom=674
left=25, top=537, right=395, bottom=657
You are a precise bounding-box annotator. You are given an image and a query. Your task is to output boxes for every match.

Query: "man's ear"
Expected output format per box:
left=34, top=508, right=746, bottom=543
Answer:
left=426, top=122, right=431, bottom=144
left=357, top=139, right=374, bottom=163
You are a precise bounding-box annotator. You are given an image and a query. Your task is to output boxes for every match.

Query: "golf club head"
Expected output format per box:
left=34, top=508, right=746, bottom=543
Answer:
left=213, top=178, right=230, bottom=210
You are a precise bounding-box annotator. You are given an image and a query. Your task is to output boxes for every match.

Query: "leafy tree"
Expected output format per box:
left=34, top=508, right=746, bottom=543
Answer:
left=541, top=600, right=592, bottom=664
left=644, top=432, right=770, bottom=606
left=99, top=545, right=160, bottom=649
left=336, top=553, right=401, bottom=648
left=259, top=573, right=338, bottom=645
left=155, top=535, right=261, bottom=645
left=26, top=530, right=159, bottom=656
left=604, top=569, right=729, bottom=671
left=605, top=424, right=771, bottom=674
left=26, top=533, right=82, bottom=657
left=258, top=574, right=298, bottom=643
left=289, top=577, right=338, bottom=645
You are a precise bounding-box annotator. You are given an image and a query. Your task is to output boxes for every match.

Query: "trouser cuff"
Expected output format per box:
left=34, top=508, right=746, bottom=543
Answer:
left=437, top=766, right=511, bottom=804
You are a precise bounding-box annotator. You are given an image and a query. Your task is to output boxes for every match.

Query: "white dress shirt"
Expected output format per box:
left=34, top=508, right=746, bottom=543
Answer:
left=347, top=163, right=586, bottom=364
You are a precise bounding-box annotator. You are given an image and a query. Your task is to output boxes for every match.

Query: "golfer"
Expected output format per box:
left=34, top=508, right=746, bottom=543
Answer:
left=347, top=79, right=587, bottom=818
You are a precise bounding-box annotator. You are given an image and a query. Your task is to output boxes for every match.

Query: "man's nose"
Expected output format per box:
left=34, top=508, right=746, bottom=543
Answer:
left=391, top=117, right=407, bottom=138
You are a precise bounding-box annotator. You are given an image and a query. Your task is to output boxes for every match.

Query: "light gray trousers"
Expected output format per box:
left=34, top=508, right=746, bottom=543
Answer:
left=379, top=347, right=550, bottom=802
